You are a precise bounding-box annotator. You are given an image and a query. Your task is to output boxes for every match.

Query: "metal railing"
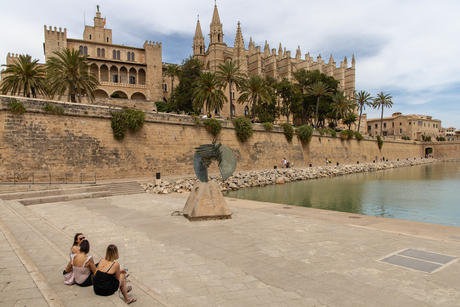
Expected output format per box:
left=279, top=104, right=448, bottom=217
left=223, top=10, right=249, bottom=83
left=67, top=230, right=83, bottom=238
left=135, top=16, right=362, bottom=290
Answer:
left=0, top=170, right=97, bottom=185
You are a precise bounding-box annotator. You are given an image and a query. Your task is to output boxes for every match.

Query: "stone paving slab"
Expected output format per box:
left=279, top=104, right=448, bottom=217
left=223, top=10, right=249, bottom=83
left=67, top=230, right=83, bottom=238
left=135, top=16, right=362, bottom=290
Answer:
left=0, top=192, right=459, bottom=306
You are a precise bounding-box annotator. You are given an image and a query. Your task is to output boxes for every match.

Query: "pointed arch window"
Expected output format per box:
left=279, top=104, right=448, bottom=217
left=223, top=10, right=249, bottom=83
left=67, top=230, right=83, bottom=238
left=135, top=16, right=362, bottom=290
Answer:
left=117, top=51, right=120, bottom=60
left=127, top=53, right=131, bottom=61
left=101, top=48, right=105, bottom=58
left=79, top=46, right=83, bottom=55
left=113, top=50, right=116, bottom=59
left=97, top=48, right=101, bottom=57
left=244, top=106, right=249, bottom=116
left=83, top=46, right=88, bottom=55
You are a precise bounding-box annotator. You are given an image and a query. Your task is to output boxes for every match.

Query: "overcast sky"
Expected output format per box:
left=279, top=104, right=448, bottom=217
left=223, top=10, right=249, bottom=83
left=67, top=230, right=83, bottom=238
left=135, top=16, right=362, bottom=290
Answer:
left=1, top=0, right=459, bottom=128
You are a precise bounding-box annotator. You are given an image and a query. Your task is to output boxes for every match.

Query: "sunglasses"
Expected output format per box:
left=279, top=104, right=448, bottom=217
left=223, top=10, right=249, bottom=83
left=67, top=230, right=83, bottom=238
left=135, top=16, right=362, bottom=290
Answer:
left=79, top=237, right=85, bottom=240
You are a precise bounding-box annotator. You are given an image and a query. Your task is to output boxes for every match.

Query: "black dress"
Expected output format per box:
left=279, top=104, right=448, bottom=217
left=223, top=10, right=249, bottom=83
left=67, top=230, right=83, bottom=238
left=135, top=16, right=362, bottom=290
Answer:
left=93, top=262, right=120, bottom=296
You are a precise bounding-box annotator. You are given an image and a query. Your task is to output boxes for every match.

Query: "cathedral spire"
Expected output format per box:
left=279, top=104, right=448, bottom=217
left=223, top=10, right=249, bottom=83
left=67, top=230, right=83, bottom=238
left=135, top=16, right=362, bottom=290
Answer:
left=209, top=3, right=224, bottom=44
left=193, top=17, right=205, bottom=55
left=234, top=21, right=247, bottom=71
left=234, top=21, right=244, bottom=48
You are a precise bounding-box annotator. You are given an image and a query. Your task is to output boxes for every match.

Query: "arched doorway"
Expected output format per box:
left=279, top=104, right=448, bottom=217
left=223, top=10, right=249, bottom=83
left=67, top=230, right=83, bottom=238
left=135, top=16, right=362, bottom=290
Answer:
left=425, top=147, right=433, bottom=158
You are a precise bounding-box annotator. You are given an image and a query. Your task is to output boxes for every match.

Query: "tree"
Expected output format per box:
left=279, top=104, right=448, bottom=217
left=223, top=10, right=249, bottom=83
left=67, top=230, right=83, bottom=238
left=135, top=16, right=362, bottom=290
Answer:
left=168, top=57, right=203, bottom=113
left=193, top=72, right=227, bottom=114
left=373, top=92, right=393, bottom=136
left=343, top=112, right=358, bottom=130
left=307, top=81, right=333, bottom=128
left=1, top=54, right=48, bottom=98
left=216, top=61, right=246, bottom=119
left=355, top=91, right=373, bottom=133
left=46, top=48, right=99, bottom=103
left=331, top=91, right=353, bottom=127
left=163, top=64, right=180, bottom=94
left=292, top=69, right=310, bottom=124
left=276, top=78, right=301, bottom=124
left=237, top=75, right=271, bottom=122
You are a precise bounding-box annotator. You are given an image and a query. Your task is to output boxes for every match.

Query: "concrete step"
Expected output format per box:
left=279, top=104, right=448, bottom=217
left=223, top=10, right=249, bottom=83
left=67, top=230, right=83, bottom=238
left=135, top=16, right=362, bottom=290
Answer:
left=0, top=185, right=107, bottom=200
left=19, top=191, right=110, bottom=205
left=105, top=182, right=146, bottom=196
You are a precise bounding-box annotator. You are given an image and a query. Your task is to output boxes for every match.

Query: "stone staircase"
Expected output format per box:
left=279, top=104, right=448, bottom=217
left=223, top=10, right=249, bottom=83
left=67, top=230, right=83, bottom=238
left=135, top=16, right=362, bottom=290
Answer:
left=0, top=181, right=146, bottom=205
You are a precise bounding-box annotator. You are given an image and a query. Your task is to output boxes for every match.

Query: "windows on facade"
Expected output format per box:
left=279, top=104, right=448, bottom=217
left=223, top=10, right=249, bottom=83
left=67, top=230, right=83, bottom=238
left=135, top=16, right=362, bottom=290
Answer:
left=214, top=108, right=219, bottom=115
left=231, top=104, right=235, bottom=117
left=107, top=37, right=109, bottom=42
left=101, top=48, right=105, bottom=58
left=89, top=35, right=92, bottom=40
left=79, top=46, right=83, bottom=55
left=428, top=123, right=430, bottom=127
left=244, top=106, right=249, bottom=116
left=127, top=53, right=131, bottom=61
left=384, top=123, right=387, bottom=129
left=117, top=51, right=120, bottom=60
left=392, top=122, right=394, bottom=128
left=418, top=121, right=422, bottom=125
left=400, top=122, right=402, bottom=125
left=113, top=50, right=116, bottom=59
left=400, top=129, right=402, bottom=133
left=113, top=75, right=118, bottom=83
left=375, top=124, right=378, bottom=128
left=368, top=125, right=371, bottom=132
left=97, top=48, right=101, bottom=57
left=129, top=76, right=136, bottom=84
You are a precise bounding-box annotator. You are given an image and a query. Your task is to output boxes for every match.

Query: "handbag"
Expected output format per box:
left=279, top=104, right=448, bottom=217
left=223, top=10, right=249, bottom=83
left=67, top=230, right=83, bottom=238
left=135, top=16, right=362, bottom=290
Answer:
left=63, top=271, right=75, bottom=285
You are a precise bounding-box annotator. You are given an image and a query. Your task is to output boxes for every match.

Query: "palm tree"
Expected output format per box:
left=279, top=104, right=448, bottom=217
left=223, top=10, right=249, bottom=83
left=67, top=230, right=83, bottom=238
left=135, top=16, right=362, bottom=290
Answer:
left=331, top=91, right=353, bottom=127
left=355, top=91, right=373, bottom=133
left=373, top=92, right=393, bottom=136
left=0, top=54, right=47, bottom=98
left=343, top=112, right=358, bottom=130
left=307, top=81, right=333, bottom=128
left=216, top=61, right=246, bottom=119
left=237, top=75, right=271, bottom=122
left=193, top=72, right=227, bottom=114
left=163, top=63, right=180, bottom=94
left=46, top=48, right=99, bottom=103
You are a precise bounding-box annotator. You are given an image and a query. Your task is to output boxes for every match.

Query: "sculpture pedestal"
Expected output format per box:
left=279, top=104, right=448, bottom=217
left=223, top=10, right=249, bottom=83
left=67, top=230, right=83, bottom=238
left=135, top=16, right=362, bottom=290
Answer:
left=183, top=182, right=232, bottom=221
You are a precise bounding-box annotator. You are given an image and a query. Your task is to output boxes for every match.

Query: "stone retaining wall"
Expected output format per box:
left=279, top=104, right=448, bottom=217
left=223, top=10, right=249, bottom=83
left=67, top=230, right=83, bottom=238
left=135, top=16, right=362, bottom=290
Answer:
left=0, top=96, right=457, bottom=180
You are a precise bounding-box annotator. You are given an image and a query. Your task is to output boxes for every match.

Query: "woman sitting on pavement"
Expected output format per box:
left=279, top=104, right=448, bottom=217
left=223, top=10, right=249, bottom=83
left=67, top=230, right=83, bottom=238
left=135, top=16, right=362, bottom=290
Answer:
left=70, top=233, right=85, bottom=259
left=93, top=244, right=136, bottom=305
left=64, top=239, right=97, bottom=287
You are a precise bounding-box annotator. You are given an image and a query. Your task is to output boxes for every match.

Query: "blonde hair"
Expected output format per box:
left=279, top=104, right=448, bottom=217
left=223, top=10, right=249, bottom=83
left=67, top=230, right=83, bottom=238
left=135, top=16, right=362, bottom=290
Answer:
left=105, top=244, right=119, bottom=261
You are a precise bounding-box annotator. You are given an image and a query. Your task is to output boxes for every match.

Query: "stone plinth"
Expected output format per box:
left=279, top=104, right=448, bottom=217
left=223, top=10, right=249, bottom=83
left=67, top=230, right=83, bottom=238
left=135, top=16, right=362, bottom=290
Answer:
left=183, top=182, right=231, bottom=221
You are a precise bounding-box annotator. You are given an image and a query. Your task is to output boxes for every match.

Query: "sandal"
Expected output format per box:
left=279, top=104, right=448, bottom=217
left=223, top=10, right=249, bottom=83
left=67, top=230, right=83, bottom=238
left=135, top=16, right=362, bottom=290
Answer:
left=127, top=298, right=137, bottom=305
left=127, top=286, right=132, bottom=293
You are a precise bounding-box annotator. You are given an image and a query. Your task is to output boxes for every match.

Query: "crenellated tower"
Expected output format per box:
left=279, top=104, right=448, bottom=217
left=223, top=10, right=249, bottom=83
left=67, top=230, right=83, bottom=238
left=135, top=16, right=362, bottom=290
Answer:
left=44, top=26, right=67, bottom=60
left=143, top=40, right=163, bottom=101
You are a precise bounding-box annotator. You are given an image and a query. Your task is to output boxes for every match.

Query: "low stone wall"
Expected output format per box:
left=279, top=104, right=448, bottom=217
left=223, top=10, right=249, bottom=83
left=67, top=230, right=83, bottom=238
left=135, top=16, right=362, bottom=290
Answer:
left=140, top=158, right=444, bottom=194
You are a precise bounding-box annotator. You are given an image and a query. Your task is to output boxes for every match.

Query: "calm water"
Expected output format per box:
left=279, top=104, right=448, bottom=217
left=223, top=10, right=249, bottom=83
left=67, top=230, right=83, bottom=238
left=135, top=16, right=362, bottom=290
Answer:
left=224, top=162, right=460, bottom=227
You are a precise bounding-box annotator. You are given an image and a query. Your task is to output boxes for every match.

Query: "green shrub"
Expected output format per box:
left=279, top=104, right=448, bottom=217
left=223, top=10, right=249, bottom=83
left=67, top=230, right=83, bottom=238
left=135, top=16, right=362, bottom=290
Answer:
left=125, top=109, right=145, bottom=132
left=262, top=122, right=274, bottom=131
left=43, top=104, right=54, bottom=112
left=422, top=135, right=431, bottom=142
left=327, top=129, right=337, bottom=138
left=376, top=135, right=383, bottom=149
left=345, top=129, right=355, bottom=139
left=111, top=108, right=145, bottom=140
left=402, top=135, right=411, bottom=140
left=42, top=104, right=64, bottom=115
left=436, top=136, right=446, bottom=141
left=279, top=123, right=294, bottom=141
left=155, top=101, right=168, bottom=113
left=340, top=130, right=348, bottom=140
left=111, top=111, right=128, bottom=140
left=354, top=131, right=363, bottom=140
left=203, top=118, right=222, bottom=136
left=8, top=99, right=26, bottom=114
left=233, top=116, right=253, bottom=142
left=315, top=128, right=325, bottom=136
left=297, top=125, right=314, bottom=143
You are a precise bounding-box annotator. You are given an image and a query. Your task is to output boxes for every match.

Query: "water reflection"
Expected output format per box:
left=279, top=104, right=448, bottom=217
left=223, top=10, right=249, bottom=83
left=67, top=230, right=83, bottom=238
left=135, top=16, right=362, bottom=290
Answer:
left=224, top=162, right=460, bottom=227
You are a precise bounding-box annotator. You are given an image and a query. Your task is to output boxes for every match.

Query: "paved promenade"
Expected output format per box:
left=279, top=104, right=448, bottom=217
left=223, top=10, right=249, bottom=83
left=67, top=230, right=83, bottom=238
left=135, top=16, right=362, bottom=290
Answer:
left=1, top=190, right=459, bottom=306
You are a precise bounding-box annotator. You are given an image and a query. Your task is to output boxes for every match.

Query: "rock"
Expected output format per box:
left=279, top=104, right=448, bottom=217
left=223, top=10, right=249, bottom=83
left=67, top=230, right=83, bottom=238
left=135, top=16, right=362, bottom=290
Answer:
left=275, top=177, right=285, bottom=184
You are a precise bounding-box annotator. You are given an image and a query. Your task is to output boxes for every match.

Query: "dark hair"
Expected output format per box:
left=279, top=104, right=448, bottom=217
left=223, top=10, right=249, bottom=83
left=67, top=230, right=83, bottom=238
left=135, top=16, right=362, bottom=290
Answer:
left=73, top=233, right=83, bottom=246
left=105, top=244, right=119, bottom=261
left=80, top=240, right=90, bottom=254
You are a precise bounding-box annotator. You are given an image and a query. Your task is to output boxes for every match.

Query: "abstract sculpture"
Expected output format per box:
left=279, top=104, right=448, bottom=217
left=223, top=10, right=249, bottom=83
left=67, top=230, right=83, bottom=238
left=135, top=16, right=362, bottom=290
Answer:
left=183, top=140, right=236, bottom=221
